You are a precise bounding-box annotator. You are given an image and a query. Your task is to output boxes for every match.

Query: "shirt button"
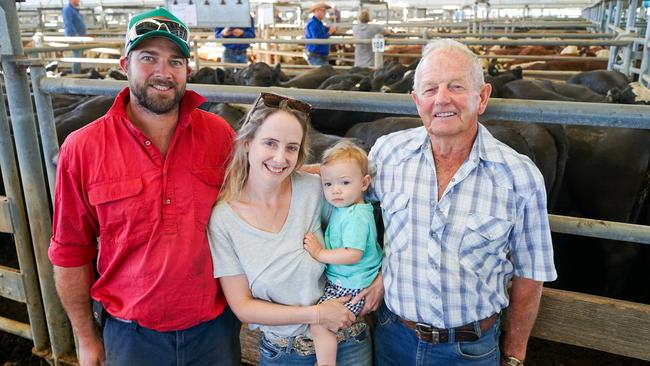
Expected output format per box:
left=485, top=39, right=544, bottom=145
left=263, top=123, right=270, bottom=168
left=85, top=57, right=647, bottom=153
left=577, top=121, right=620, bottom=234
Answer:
left=165, top=199, right=171, bottom=205
left=451, top=178, right=455, bottom=182
left=145, top=140, right=151, bottom=146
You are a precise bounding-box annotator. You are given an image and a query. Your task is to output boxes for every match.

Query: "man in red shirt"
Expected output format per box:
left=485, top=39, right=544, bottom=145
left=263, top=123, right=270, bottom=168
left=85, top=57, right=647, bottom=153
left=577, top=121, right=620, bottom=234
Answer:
left=48, top=8, right=240, bottom=366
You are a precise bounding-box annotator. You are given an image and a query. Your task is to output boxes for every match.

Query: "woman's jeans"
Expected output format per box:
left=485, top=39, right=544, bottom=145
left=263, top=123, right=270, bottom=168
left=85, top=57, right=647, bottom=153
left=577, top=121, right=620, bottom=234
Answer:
left=375, top=302, right=500, bottom=366
left=258, top=325, right=372, bottom=366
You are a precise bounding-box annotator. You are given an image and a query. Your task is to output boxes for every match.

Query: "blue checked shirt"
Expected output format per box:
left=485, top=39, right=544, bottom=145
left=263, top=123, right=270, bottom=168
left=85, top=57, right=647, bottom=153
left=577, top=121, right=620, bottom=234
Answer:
left=368, top=124, right=557, bottom=328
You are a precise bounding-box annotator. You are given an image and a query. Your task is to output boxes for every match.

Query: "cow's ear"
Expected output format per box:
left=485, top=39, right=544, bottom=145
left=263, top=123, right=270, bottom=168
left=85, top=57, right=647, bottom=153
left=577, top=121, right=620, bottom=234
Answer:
left=215, top=68, right=226, bottom=84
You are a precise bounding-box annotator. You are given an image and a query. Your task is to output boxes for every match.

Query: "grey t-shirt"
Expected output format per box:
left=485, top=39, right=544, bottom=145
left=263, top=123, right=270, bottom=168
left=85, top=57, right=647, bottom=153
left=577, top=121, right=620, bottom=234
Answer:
left=352, top=23, right=385, bottom=67
left=208, top=172, right=326, bottom=339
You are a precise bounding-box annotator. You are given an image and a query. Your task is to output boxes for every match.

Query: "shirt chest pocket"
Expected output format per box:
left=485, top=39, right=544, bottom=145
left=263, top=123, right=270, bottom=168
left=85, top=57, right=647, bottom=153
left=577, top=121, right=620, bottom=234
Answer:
left=381, top=192, right=410, bottom=255
left=192, top=167, right=224, bottom=230
left=88, top=177, right=151, bottom=244
left=459, top=213, right=513, bottom=276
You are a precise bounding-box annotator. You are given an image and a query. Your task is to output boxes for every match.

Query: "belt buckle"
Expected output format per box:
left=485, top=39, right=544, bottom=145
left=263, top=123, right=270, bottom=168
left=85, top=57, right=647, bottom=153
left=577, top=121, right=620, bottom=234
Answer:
left=415, top=322, right=439, bottom=344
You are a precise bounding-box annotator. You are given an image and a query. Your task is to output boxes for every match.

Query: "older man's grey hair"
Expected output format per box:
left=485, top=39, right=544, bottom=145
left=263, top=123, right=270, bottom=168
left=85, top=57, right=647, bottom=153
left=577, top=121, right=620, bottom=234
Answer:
left=413, top=39, right=485, bottom=94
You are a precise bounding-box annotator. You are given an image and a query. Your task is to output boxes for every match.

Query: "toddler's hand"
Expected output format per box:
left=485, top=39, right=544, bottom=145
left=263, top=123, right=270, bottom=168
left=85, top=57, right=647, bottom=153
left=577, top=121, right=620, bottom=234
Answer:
left=303, top=232, right=323, bottom=260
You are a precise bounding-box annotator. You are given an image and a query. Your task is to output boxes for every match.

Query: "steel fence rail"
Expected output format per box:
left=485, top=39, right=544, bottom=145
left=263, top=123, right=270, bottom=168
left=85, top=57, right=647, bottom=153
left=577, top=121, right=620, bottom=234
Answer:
left=549, top=215, right=650, bottom=244
left=39, top=79, right=650, bottom=129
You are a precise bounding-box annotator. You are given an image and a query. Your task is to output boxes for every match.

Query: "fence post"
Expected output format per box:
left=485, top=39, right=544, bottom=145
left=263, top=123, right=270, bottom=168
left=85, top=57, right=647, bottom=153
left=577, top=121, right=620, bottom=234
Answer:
left=372, top=34, right=385, bottom=69
left=621, top=0, right=639, bottom=75
left=0, top=0, right=75, bottom=363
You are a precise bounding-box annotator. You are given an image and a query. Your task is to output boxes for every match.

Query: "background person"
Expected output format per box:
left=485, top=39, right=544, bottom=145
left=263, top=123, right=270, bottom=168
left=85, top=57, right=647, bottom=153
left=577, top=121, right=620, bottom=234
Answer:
left=368, top=38, right=557, bottom=366
left=49, top=8, right=241, bottom=366
left=351, top=10, right=387, bottom=67
left=305, top=2, right=336, bottom=65
left=215, top=16, right=255, bottom=64
left=208, top=92, right=372, bottom=366
left=61, top=0, right=86, bottom=74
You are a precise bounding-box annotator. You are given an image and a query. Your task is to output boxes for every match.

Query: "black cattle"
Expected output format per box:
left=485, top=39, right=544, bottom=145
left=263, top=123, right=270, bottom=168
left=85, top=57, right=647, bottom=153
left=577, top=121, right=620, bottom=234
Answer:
left=380, top=70, right=415, bottom=94
left=566, top=70, right=629, bottom=95
left=552, top=126, right=650, bottom=302
left=234, top=63, right=287, bottom=87
left=501, top=79, right=612, bottom=102
left=369, top=61, right=408, bottom=91
left=106, top=69, right=127, bottom=81
left=54, top=96, right=115, bottom=145
left=318, top=73, right=366, bottom=91
left=280, top=64, right=338, bottom=89
left=566, top=70, right=636, bottom=104
left=189, top=67, right=236, bottom=85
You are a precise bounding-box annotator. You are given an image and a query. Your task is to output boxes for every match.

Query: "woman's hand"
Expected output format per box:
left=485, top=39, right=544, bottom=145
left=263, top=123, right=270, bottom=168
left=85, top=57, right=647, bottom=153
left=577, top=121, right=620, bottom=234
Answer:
left=303, top=232, right=324, bottom=261
left=317, top=296, right=355, bottom=332
left=352, top=272, right=384, bottom=317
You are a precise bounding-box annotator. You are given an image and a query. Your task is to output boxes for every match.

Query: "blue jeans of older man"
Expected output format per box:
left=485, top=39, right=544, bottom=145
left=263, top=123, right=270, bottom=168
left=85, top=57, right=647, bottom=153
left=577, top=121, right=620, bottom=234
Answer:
left=223, top=48, right=248, bottom=64
left=258, top=325, right=372, bottom=366
left=307, top=52, right=329, bottom=66
left=375, top=302, right=501, bottom=366
left=103, top=306, right=241, bottom=366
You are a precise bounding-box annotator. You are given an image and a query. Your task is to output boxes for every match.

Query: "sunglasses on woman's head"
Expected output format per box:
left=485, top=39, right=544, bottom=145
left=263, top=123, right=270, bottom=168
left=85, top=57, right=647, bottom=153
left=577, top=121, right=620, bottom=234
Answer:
left=242, top=92, right=312, bottom=126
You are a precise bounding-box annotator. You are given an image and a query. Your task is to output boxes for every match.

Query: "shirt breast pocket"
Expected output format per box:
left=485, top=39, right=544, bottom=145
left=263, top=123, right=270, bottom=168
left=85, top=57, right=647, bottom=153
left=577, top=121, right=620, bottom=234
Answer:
left=192, top=166, right=224, bottom=230
left=88, top=177, right=150, bottom=244
left=459, top=213, right=513, bottom=277
left=381, top=192, right=410, bottom=255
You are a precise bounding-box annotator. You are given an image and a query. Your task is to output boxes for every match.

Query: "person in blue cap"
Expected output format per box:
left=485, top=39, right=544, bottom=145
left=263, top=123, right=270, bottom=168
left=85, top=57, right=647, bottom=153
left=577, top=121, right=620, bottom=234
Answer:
left=50, top=7, right=241, bottom=366
left=215, top=16, right=255, bottom=64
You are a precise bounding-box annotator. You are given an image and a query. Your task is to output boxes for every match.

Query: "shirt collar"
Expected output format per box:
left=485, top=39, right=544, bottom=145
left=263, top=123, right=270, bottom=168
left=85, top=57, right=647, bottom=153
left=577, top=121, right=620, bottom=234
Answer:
left=108, top=87, right=207, bottom=129
left=475, top=123, right=506, bottom=164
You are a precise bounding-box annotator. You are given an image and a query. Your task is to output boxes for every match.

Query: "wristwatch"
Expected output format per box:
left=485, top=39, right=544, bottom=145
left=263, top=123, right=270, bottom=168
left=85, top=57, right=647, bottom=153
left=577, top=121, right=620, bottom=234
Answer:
left=503, top=356, right=523, bottom=366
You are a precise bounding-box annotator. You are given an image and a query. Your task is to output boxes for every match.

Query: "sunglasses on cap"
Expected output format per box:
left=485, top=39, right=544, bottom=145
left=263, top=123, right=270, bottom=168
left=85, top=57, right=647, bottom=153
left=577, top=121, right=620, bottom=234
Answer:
left=126, top=17, right=190, bottom=46
left=242, top=92, right=312, bottom=126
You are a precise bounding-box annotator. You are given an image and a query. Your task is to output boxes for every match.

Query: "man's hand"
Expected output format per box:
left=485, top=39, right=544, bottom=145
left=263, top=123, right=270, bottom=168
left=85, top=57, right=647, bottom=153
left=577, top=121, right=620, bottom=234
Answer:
left=303, top=232, right=323, bottom=261
left=232, top=28, right=244, bottom=37
left=352, top=272, right=384, bottom=316
left=77, top=333, right=105, bottom=366
left=328, top=26, right=337, bottom=34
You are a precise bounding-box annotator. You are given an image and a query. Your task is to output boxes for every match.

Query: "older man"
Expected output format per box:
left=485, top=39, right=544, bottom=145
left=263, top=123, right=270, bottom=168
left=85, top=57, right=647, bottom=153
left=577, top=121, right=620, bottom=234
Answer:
left=49, top=8, right=240, bottom=366
left=305, top=2, right=336, bottom=65
left=365, top=38, right=557, bottom=365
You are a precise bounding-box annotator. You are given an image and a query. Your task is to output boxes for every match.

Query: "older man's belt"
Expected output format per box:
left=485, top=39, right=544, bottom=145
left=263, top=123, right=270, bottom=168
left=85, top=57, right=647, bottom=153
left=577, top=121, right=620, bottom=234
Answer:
left=265, top=321, right=366, bottom=356
left=397, top=314, right=498, bottom=344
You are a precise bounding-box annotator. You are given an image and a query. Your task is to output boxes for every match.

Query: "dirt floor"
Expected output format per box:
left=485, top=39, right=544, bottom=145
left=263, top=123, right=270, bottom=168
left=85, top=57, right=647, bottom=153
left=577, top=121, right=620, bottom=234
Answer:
left=2, top=330, right=649, bottom=366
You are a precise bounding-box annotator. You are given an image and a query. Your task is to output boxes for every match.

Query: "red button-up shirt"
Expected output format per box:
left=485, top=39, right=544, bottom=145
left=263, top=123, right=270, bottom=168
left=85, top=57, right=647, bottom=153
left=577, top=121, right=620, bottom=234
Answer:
left=49, top=88, right=235, bottom=331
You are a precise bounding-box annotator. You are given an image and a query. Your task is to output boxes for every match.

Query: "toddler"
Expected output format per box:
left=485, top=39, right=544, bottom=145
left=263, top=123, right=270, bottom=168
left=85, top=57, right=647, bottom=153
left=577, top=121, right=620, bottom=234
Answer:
left=303, top=140, right=382, bottom=366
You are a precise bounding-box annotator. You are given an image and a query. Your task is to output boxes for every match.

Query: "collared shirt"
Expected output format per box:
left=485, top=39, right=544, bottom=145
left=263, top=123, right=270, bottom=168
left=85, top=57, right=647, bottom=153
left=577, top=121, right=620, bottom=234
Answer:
left=215, top=16, right=255, bottom=51
left=49, top=88, right=235, bottom=332
left=369, top=124, right=557, bottom=328
left=61, top=3, right=86, bottom=36
left=305, top=16, right=331, bottom=55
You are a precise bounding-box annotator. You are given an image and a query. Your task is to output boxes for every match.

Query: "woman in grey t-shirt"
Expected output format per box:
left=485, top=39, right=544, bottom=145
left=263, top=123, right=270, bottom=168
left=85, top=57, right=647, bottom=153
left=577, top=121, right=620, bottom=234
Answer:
left=207, top=92, right=372, bottom=366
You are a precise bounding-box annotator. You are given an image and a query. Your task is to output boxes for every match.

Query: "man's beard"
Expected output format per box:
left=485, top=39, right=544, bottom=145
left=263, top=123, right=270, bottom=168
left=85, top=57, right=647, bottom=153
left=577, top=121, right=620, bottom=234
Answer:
left=130, top=77, right=185, bottom=115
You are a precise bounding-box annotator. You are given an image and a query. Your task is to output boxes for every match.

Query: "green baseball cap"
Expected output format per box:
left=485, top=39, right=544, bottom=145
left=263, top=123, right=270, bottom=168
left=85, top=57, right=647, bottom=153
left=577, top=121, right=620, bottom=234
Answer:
left=125, top=7, right=190, bottom=58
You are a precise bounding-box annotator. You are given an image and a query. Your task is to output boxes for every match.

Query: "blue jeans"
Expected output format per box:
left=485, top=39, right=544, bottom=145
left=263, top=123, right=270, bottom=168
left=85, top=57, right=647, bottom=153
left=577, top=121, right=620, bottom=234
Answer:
left=375, top=302, right=500, bottom=366
left=103, top=306, right=241, bottom=366
left=307, top=52, right=329, bottom=65
left=223, top=48, right=248, bottom=64
left=71, top=49, right=82, bottom=74
left=258, top=326, right=372, bottom=366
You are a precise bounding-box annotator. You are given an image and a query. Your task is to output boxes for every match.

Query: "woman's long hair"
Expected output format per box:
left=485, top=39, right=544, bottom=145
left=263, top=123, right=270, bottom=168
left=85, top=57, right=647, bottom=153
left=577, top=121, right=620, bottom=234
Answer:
left=217, top=101, right=311, bottom=204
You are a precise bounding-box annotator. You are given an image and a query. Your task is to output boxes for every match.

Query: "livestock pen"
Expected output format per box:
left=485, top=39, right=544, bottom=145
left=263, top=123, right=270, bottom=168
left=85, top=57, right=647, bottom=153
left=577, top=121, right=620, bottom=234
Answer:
left=3, top=1, right=650, bottom=365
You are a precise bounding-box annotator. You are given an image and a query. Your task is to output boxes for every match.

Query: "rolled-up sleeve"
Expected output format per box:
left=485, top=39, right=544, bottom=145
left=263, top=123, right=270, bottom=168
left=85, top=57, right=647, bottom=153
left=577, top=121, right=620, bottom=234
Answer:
left=48, top=143, right=98, bottom=267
